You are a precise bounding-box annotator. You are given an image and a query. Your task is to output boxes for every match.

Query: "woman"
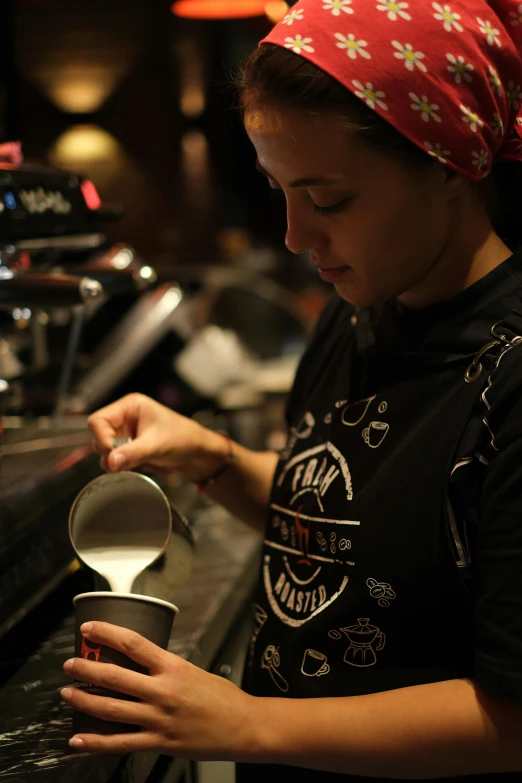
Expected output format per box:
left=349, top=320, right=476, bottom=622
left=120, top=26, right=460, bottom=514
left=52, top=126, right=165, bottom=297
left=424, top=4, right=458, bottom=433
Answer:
left=62, top=0, right=522, bottom=779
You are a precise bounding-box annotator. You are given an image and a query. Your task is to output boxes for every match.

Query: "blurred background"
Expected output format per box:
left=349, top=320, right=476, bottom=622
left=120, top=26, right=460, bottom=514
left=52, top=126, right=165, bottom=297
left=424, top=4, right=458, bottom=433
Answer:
left=0, top=0, right=330, bottom=421
left=0, top=0, right=327, bottom=276
left=0, top=5, right=334, bottom=781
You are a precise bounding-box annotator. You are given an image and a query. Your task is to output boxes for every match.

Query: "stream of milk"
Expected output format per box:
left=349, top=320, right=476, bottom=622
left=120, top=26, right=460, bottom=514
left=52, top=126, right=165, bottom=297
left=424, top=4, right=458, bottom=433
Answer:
left=78, top=547, right=162, bottom=594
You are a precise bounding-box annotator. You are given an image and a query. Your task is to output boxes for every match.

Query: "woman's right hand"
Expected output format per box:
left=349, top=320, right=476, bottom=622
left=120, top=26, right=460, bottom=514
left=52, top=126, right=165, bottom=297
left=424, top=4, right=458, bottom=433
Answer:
left=88, top=393, right=228, bottom=482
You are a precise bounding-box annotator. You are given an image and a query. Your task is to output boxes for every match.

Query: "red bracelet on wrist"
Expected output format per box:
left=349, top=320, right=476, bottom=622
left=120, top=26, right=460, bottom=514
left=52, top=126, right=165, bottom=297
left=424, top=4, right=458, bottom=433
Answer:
left=195, top=433, right=234, bottom=494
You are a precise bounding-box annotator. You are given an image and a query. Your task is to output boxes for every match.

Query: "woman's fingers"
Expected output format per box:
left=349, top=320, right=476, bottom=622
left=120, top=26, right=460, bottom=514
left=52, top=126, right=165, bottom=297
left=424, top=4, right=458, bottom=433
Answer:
left=139, top=463, right=172, bottom=475
left=63, top=658, right=158, bottom=701
left=60, top=686, right=157, bottom=730
left=68, top=730, right=160, bottom=754
left=88, top=412, right=120, bottom=451
left=105, top=433, right=157, bottom=472
left=92, top=440, right=107, bottom=457
left=87, top=395, right=140, bottom=451
left=78, top=622, right=168, bottom=673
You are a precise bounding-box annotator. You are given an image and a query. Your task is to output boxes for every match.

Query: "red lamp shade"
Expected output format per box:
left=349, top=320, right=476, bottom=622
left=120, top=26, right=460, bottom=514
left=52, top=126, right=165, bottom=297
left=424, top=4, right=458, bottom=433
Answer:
left=171, top=0, right=268, bottom=18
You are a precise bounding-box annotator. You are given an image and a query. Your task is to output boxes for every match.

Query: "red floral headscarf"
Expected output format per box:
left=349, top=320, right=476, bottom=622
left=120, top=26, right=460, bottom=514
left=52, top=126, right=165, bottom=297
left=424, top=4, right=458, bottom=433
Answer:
left=262, top=0, right=522, bottom=181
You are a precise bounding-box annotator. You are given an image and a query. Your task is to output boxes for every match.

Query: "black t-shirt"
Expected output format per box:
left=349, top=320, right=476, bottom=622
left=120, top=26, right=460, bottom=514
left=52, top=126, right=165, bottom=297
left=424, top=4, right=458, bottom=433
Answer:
left=237, top=247, right=522, bottom=782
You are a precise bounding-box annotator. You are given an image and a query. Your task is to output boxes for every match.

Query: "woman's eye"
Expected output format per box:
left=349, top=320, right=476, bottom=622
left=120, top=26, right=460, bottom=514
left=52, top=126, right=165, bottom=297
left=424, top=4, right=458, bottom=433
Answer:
left=312, top=197, right=352, bottom=217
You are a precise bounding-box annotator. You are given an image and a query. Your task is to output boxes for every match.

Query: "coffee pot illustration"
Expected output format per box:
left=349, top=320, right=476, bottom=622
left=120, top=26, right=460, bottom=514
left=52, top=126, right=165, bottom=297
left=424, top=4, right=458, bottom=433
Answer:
left=329, top=618, right=386, bottom=668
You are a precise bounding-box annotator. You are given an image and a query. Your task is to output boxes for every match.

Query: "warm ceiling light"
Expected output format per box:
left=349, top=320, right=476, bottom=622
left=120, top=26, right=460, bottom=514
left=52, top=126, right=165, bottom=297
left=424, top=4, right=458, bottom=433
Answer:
left=51, top=79, right=109, bottom=114
left=265, top=1, right=289, bottom=22
left=30, top=64, right=133, bottom=114
left=171, top=0, right=267, bottom=19
left=50, top=126, right=120, bottom=164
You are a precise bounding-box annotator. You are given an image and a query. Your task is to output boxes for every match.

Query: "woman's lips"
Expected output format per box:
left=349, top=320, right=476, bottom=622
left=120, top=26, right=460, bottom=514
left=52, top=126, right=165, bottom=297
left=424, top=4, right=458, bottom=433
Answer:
left=317, top=266, right=351, bottom=283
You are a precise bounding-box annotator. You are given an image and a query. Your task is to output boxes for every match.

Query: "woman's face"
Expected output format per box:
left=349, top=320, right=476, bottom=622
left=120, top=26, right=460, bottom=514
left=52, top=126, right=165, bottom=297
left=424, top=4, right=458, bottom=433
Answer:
left=245, top=105, right=470, bottom=307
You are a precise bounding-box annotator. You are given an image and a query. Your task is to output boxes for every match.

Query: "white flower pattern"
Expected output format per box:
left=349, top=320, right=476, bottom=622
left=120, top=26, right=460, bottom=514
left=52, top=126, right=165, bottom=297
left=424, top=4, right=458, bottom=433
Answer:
left=424, top=142, right=451, bottom=164
left=446, top=54, right=474, bottom=84
left=323, top=0, right=354, bottom=16
left=410, top=92, right=442, bottom=123
left=460, top=105, right=485, bottom=133
left=510, top=4, right=522, bottom=26
left=477, top=18, right=502, bottom=47
left=392, top=41, right=427, bottom=72
left=488, top=66, right=503, bottom=96
left=377, top=1, right=411, bottom=21
left=352, top=80, right=388, bottom=111
left=267, top=0, right=520, bottom=184
left=284, top=35, right=315, bottom=54
left=490, top=114, right=504, bottom=137
left=335, top=33, right=371, bottom=60
left=432, top=3, right=463, bottom=33
left=507, top=81, right=522, bottom=110
left=472, top=149, right=489, bottom=175
left=282, top=8, right=304, bottom=25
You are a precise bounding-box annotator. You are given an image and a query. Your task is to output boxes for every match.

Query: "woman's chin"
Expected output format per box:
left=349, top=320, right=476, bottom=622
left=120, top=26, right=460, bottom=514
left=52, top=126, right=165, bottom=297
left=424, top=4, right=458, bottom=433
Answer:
left=333, top=280, right=389, bottom=307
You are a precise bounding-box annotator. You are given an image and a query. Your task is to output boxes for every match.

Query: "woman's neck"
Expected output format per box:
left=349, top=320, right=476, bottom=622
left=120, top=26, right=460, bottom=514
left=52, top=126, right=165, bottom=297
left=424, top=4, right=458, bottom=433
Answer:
left=397, top=204, right=513, bottom=311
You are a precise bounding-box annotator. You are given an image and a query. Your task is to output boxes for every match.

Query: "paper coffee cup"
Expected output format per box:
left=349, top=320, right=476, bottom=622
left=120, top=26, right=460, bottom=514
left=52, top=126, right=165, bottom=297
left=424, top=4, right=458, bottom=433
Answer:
left=72, top=591, right=178, bottom=735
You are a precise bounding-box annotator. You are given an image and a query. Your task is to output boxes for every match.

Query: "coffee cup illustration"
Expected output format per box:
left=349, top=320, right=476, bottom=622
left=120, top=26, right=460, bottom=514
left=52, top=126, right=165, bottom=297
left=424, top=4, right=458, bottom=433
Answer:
left=301, top=649, right=330, bottom=677
left=342, top=395, right=375, bottom=427
left=362, top=421, right=389, bottom=448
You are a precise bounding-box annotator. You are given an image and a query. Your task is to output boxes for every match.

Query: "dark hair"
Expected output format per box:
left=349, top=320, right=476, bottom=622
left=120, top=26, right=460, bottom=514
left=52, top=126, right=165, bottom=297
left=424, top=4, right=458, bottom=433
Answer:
left=237, top=44, right=522, bottom=250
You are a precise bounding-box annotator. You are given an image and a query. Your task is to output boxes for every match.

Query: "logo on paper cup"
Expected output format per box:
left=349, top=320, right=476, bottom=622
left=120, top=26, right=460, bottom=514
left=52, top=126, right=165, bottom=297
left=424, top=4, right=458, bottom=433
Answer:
left=81, top=637, right=102, bottom=662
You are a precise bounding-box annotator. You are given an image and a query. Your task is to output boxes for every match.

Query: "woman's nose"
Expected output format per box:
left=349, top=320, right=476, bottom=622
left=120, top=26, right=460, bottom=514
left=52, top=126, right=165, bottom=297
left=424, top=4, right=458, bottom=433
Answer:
left=285, top=204, right=327, bottom=256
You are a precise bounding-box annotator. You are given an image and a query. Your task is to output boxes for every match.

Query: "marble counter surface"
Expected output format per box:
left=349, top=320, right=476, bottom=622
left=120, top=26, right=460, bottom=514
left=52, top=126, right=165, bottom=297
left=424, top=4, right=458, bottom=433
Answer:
left=0, top=506, right=261, bottom=783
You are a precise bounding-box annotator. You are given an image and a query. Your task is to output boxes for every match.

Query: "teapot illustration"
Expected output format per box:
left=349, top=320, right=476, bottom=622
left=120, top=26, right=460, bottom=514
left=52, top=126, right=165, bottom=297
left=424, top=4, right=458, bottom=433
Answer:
left=329, top=618, right=386, bottom=668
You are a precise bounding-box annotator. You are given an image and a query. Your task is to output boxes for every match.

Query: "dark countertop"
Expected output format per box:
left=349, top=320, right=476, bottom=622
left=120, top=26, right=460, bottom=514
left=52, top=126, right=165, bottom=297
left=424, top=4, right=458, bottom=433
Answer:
left=0, top=506, right=262, bottom=783
left=0, top=427, right=102, bottom=639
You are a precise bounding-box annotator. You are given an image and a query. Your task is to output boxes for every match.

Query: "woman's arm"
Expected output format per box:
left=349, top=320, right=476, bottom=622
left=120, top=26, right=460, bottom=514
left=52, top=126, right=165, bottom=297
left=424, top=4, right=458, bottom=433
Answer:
left=196, top=427, right=279, bottom=531
left=253, top=677, right=522, bottom=778
left=63, top=625, right=522, bottom=777
left=88, top=394, right=279, bottom=532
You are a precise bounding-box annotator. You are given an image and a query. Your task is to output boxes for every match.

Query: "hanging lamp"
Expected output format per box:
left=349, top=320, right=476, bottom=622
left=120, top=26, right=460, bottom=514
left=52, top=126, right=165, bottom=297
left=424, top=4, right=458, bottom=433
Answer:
left=171, top=0, right=288, bottom=20
left=171, top=0, right=266, bottom=19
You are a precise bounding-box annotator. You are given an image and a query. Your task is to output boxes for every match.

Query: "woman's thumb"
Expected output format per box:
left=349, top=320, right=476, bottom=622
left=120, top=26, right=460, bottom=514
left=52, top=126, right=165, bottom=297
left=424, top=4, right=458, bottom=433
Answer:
left=107, top=440, right=147, bottom=472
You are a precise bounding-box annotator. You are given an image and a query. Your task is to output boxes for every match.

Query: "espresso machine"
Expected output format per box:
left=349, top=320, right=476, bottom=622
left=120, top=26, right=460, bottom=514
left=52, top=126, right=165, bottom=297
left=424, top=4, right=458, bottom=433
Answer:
left=0, top=160, right=162, bottom=637
left=0, top=158, right=309, bottom=640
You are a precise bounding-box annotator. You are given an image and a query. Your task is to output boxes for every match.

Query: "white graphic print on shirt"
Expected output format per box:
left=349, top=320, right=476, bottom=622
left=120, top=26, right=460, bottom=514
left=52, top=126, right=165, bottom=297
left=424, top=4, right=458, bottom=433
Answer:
left=362, top=421, right=390, bottom=448
left=341, top=395, right=376, bottom=426
left=366, top=577, right=396, bottom=607
left=261, top=644, right=289, bottom=692
left=301, top=649, right=330, bottom=677
left=263, top=409, right=363, bottom=628
left=249, top=604, right=268, bottom=666
left=328, top=619, right=386, bottom=668
left=279, top=411, right=315, bottom=461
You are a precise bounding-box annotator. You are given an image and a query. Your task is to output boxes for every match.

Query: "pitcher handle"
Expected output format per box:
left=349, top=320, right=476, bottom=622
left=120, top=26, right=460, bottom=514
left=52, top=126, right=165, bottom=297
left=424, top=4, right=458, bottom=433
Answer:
left=376, top=631, right=386, bottom=651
